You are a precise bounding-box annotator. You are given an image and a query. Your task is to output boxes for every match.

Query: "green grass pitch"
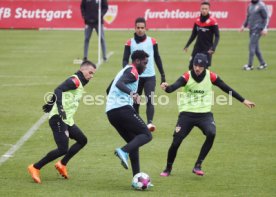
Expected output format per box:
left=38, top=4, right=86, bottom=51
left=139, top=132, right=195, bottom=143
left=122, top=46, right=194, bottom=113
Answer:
left=0, top=29, right=275, bottom=196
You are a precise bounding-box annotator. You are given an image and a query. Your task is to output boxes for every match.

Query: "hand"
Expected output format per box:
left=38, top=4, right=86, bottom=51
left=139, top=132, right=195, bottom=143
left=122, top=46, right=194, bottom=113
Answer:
left=58, top=105, right=67, bottom=119
left=208, top=49, right=215, bottom=55
left=42, top=94, right=56, bottom=113
left=161, top=74, right=166, bottom=84
left=160, top=82, right=169, bottom=91
left=183, top=47, right=188, bottom=53
left=243, top=99, right=255, bottom=109
left=42, top=104, right=53, bottom=113
left=131, top=93, right=141, bottom=104
left=239, top=26, right=244, bottom=32
left=261, top=29, right=268, bottom=36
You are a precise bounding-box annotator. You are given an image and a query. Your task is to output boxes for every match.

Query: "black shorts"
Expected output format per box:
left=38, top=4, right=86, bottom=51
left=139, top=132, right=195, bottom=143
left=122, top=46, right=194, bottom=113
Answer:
left=49, top=115, right=87, bottom=145
left=174, top=112, right=216, bottom=138
left=107, top=106, right=149, bottom=142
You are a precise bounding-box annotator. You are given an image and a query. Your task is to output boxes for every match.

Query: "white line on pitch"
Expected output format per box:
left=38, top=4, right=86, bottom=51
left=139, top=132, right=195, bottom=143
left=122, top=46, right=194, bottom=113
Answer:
left=0, top=113, right=48, bottom=166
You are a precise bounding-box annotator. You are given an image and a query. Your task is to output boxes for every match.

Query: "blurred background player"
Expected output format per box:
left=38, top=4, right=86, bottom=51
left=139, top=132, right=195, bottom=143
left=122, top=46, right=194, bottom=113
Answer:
left=81, top=0, right=108, bottom=62
left=122, top=17, right=166, bottom=132
left=28, top=61, right=97, bottom=184
left=184, top=2, right=220, bottom=70
left=106, top=50, right=152, bottom=178
left=240, top=0, right=269, bottom=71
left=160, top=53, right=255, bottom=177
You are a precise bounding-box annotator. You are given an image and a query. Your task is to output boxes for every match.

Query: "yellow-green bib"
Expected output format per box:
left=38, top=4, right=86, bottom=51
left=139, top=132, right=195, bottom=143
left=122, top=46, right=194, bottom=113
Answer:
left=178, top=70, right=213, bottom=113
left=49, top=75, right=84, bottom=126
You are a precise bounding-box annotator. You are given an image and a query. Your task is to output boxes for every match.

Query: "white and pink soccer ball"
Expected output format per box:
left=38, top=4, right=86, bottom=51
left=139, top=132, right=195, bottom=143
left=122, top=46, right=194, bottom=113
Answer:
left=132, top=172, right=152, bottom=190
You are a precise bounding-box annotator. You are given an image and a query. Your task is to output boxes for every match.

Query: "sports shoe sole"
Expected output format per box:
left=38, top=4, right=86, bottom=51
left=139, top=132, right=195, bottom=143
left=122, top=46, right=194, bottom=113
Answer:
left=160, top=172, right=170, bottom=177
left=192, top=169, right=204, bottom=176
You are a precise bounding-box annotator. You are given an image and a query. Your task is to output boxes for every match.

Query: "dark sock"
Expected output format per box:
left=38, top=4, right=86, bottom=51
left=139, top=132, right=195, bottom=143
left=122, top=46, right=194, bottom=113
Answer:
left=194, top=162, right=202, bottom=168
left=165, top=163, right=173, bottom=171
left=34, top=149, right=66, bottom=169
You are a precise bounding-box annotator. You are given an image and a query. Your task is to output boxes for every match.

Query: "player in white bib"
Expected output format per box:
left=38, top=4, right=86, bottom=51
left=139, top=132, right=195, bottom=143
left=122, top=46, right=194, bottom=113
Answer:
left=122, top=17, right=166, bottom=132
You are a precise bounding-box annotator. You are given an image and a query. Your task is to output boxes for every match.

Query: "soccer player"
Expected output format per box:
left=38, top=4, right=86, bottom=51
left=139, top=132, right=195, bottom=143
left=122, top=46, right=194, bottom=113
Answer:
left=240, top=0, right=269, bottom=70
left=160, top=53, right=255, bottom=177
left=81, top=0, right=108, bottom=61
left=184, top=2, right=220, bottom=69
left=106, top=50, right=152, bottom=177
left=122, top=17, right=166, bottom=132
left=28, top=61, right=97, bottom=184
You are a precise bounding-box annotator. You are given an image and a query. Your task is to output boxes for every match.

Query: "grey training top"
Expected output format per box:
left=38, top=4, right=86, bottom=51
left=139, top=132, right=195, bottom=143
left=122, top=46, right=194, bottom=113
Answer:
left=243, top=1, right=269, bottom=31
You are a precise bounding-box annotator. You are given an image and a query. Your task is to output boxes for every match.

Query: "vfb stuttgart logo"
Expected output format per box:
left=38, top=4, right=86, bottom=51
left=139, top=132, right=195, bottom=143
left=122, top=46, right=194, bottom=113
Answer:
left=104, top=5, right=118, bottom=24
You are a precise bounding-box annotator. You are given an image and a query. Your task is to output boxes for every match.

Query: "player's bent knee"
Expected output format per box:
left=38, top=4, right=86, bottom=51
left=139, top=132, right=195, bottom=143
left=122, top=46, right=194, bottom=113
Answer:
left=77, top=135, right=87, bottom=147
left=81, top=136, right=88, bottom=146
left=206, top=129, right=216, bottom=138
left=145, top=132, right=152, bottom=142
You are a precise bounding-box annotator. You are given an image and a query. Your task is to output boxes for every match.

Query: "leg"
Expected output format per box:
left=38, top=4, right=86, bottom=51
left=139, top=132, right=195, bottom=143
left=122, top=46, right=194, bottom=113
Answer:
left=107, top=106, right=152, bottom=175
left=95, top=24, right=107, bottom=59
left=188, top=55, right=194, bottom=70
left=188, top=50, right=197, bottom=70
left=122, top=110, right=152, bottom=176
left=84, top=25, right=93, bottom=60
left=61, top=124, right=88, bottom=165
left=206, top=52, right=212, bottom=68
left=248, top=30, right=259, bottom=67
left=143, top=76, right=156, bottom=124
left=161, top=113, right=194, bottom=175
left=129, top=148, right=140, bottom=176
left=115, top=108, right=152, bottom=153
left=111, top=119, right=140, bottom=175
left=133, top=77, right=145, bottom=114
left=255, top=34, right=266, bottom=65
left=194, top=113, right=216, bottom=168
left=34, top=115, right=69, bottom=169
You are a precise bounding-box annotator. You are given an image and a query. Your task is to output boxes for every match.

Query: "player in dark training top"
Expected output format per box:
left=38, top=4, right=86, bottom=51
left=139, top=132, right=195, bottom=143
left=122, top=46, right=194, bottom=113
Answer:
left=184, top=2, right=220, bottom=69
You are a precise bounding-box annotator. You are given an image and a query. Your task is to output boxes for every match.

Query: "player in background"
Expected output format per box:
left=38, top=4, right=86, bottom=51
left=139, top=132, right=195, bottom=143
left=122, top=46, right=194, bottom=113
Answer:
left=122, top=17, right=166, bottom=132
left=28, top=61, right=97, bottom=184
left=160, top=53, right=255, bottom=177
left=184, top=2, right=220, bottom=70
left=240, top=0, right=269, bottom=70
left=81, top=0, right=108, bottom=62
left=106, top=50, right=152, bottom=178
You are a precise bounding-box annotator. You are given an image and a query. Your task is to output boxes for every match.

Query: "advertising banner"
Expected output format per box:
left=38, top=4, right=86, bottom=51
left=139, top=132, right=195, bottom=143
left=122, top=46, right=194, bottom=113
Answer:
left=0, top=1, right=275, bottom=29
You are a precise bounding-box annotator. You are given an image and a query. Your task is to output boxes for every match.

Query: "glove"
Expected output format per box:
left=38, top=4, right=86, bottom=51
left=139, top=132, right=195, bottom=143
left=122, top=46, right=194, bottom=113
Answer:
left=42, top=94, right=56, bottom=113
left=161, top=74, right=166, bottom=84
left=42, top=104, right=53, bottom=113
left=57, top=105, right=67, bottom=120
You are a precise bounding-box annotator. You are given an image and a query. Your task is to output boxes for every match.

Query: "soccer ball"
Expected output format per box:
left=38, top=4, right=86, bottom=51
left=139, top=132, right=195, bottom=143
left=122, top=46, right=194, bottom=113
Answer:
left=131, top=172, right=152, bottom=190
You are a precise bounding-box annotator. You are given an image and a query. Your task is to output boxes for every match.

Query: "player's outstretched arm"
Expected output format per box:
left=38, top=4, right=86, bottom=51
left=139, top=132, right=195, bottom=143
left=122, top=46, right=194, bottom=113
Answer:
left=161, top=76, right=187, bottom=93
left=243, top=99, right=255, bottom=109
left=184, top=24, right=197, bottom=51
